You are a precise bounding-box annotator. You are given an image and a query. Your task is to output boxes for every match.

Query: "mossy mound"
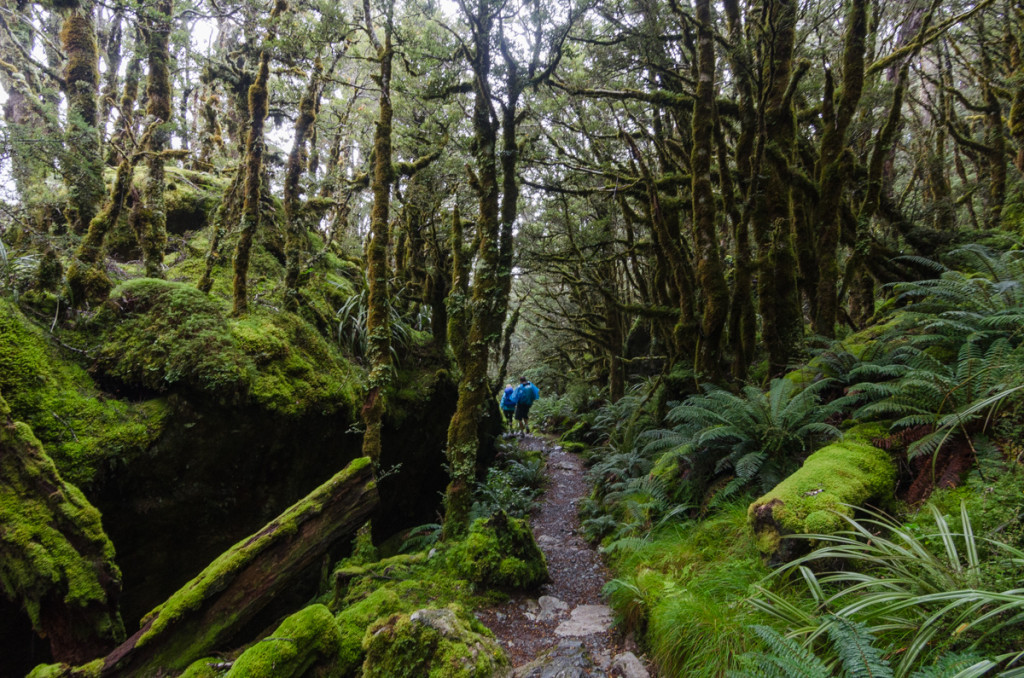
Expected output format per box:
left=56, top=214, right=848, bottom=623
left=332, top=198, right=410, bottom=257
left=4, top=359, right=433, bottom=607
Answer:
left=335, top=586, right=403, bottom=674
left=330, top=549, right=489, bottom=674
left=222, top=604, right=343, bottom=677
left=90, top=278, right=360, bottom=417
left=362, top=607, right=511, bottom=678
left=748, top=438, right=897, bottom=562
left=0, top=298, right=164, bottom=486
left=0, top=393, right=124, bottom=661
left=447, top=512, right=548, bottom=590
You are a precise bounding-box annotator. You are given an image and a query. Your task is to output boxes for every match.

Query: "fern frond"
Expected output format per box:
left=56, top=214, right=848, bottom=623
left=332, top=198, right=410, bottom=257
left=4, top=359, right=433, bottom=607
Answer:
left=824, top=615, right=893, bottom=678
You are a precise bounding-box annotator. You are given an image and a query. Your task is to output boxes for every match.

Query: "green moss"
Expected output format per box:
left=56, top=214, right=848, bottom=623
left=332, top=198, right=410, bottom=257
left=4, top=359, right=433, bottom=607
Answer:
left=0, top=298, right=165, bottom=485
left=329, top=547, right=496, bottom=674
left=748, top=439, right=897, bottom=557
left=447, top=512, right=548, bottom=590
left=560, top=441, right=587, bottom=454
left=224, top=604, right=342, bottom=677
left=178, top=657, right=227, bottom=678
left=137, top=457, right=373, bottom=651
left=335, top=587, right=402, bottom=674
left=0, top=399, right=123, bottom=644
left=65, top=261, right=112, bottom=307
left=89, top=279, right=361, bottom=417
left=361, top=606, right=509, bottom=678
left=27, top=658, right=103, bottom=678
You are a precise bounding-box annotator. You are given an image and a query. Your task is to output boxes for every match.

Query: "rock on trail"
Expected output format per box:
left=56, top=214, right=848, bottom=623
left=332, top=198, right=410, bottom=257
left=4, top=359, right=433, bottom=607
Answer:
left=475, top=435, right=651, bottom=677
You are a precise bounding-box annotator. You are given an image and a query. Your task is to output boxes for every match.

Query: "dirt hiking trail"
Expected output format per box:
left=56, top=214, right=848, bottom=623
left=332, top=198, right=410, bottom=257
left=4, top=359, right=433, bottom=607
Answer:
left=475, top=435, right=652, bottom=678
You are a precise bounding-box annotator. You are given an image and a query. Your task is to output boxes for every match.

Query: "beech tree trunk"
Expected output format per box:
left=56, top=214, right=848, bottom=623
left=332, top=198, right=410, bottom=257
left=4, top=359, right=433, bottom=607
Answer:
left=691, top=0, right=728, bottom=380
left=59, top=0, right=104, bottom=236
left=139, top=0, right=172, bottom=278
left=231, top=3, right=284, bottom=315
left=361, top=0, right=395, bottom=464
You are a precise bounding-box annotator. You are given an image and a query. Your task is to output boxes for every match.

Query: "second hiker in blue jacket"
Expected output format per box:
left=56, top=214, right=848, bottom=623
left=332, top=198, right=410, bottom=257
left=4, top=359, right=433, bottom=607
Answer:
left=512, top=377, right=540, bottom=434
left=499, top=385, right=516, bottom=431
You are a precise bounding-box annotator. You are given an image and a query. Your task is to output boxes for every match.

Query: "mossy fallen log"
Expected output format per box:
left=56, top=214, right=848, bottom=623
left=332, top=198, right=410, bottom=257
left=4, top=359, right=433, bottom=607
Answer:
left=97, top=456, right=378, bottom=677
left=748, top=435, right=895, bottom=564
left=0, top=392, right=125, bottom=665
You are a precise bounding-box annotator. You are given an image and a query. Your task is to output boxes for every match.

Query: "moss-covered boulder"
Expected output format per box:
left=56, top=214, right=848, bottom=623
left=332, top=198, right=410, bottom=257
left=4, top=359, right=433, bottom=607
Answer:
left=335, top=586, right=403, bottom=674
left=221, top=604, right=342, bottom=677
left=0, top=392, right=124, bottom=665
left=362, top=607, right=511, bottom=678
left=0, top=298, right=164, bottom=487
left=91, top=279, right=360, bottom=415
left=448, top=512, right=548, bottom=590
left=748, top=436, right=896, bottom=563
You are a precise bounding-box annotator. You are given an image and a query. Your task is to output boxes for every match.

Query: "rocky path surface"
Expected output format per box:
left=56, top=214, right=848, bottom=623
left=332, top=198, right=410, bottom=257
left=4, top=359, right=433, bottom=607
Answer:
left=475, top=435, right=651, bottom=678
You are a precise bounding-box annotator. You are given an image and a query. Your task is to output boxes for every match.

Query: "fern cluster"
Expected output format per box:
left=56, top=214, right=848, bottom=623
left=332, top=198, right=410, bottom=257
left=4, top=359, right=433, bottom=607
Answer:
left=642, top=378, right=846, bottom=505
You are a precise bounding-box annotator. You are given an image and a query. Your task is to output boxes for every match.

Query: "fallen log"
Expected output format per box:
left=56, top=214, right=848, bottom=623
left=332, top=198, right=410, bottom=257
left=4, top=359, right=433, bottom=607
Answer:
left=748, top=432, right=896, bottom=565
left=99, top=456, right=378, bottom=677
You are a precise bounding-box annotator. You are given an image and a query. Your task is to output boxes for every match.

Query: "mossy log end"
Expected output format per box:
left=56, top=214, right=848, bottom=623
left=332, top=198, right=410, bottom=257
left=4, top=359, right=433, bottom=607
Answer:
left=747, top=435, right=896, bottom=565
left=98, top=457, right=378, bottom=677
left=0, top=393, right=125, bottom=665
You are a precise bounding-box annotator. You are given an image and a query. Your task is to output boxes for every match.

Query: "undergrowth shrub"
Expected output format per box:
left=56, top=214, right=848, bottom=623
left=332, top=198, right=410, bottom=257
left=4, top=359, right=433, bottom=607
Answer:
left=750, top=504, right=1024, bottom=675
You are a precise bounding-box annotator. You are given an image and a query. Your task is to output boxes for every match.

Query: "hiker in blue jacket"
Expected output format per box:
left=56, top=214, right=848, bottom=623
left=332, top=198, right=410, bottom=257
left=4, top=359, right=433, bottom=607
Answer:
left=512, top=376, right=540, bottom=435
left=499, top=385, right=516, bottom=431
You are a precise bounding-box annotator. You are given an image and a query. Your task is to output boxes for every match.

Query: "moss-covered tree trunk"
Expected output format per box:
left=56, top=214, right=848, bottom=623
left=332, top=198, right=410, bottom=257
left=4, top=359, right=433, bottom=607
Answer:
left=283, top=59, right=323, bottom=311
left=811, top=0, right=867, bottom=338
left=721, top=0, right=756, bottom=380
left=691, top=0, right=728, bottom=380
left=0, top=390, right=125, bottom=664
left=58, top=0, right=104, bottom=236
left=67, top=124, right=157, bottom=306
left=443, top=0, right=515, bottom=539
left=750, top=0, right=803, bottom=376
left=231, top=2, right=284, bottom=316
left=139, top=0, right=172, bottom=278
left=105, top=51, right=140, bottom=166
left=361, top=0, right=394, bottom=464
left=1011, top=24, right=1024, bottom=173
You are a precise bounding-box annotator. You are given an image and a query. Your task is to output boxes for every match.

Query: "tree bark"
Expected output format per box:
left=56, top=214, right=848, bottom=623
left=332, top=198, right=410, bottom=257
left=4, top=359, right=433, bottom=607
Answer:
left=59, top=0, right=104, bottom=235
left=361, top=0, right=394, bottom=464
left=811, top=0, right=867, bottom=337
left=231, top=2, right=284, bottom=316
left=283, top=59, right=323, bottom=311
left=691, top=0, right=728, bottom=380
left=139, top=0, right=172, bottom=278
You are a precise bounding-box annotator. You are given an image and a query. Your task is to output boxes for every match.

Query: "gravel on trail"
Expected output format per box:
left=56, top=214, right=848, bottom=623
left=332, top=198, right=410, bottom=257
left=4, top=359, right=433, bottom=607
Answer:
left=474, top=434, right=650, bottom=676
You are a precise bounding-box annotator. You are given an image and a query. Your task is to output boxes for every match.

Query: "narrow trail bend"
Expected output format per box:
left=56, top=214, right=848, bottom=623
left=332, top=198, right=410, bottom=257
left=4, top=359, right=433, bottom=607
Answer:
left=475, top=435, right=651, bottom=677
